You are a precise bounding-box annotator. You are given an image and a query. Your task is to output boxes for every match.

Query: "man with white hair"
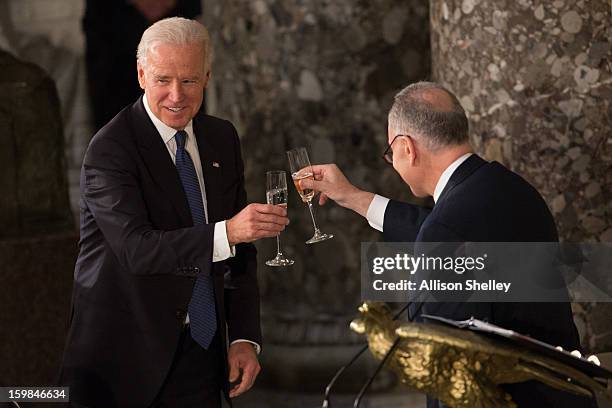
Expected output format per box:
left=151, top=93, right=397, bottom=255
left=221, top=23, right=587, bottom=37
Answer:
left=60, top=17, right=287, bottom=407
left=301, top=82, right=594, bottom=407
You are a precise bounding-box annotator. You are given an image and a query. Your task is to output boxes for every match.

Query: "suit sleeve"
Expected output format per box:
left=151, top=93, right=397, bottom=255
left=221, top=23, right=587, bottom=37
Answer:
left=224, top=125, right=262, bottom=345
left=82, top=134, right=215, bottom=277
left=383, top=199, right=432, bottom=242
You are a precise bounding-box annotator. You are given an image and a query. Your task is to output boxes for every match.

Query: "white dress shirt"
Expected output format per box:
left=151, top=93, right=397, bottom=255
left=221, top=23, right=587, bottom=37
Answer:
left=143, top=95, right=260, bottom=353
left=366, top=153, right=473, bottom=232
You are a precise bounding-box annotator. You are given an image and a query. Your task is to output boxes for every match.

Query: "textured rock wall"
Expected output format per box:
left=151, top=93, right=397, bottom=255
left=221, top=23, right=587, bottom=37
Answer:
left=0, top=0, right=82, bottom=386
left=0, top=43, right=76, bottom=388
left=0, top=233, right=76, bottom=387
left=0, top=50, right=73, bottom=237
left=203, top=0, right=430, bottom=388
left=430, top=0, right=611, bottom=352
left=1, top=0, right=93, bottom=221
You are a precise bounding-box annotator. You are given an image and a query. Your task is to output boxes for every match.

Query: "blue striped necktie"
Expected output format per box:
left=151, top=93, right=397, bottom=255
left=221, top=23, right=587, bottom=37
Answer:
left=174, top=130, right=217, bottom=349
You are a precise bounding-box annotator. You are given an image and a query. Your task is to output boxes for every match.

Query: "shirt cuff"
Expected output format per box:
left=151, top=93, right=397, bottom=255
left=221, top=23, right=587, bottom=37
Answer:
left=230, top=339, right=261, bottom=354
left=213, top=221, right=235, bottom=262
left=366, top=194, right=390, bottom=232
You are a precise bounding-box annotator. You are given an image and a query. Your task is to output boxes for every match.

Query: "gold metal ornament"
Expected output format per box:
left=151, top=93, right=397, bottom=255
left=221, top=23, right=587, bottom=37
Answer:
left=351, top=302, right=609, bottom=408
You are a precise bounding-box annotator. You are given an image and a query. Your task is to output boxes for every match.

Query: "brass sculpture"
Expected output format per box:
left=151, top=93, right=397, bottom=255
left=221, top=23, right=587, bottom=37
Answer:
left=350, top=302, right=609, bottom=408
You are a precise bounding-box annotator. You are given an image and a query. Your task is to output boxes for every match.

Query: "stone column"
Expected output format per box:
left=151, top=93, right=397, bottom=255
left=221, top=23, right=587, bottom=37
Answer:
left=3, top=0, right=94, bottom=221
left=430, top=0, right=611, bottom=351
left=203, top=0, right=430, bottom=389
left=0, top=50, right=76, bottom=386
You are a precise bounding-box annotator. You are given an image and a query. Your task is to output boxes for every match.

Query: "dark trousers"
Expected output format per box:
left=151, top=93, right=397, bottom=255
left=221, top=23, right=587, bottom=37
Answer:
left=151, top=326, right=223, bottom=408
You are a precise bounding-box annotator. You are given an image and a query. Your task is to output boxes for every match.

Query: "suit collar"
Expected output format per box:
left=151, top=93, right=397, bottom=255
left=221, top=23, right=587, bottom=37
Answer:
left=436, top=154, right=487, bottom=205
left=433, top=153, right=473, bottom=203
left=131, top=97, right=226, bottom=224
left=131, top=96, right=193, bottom=226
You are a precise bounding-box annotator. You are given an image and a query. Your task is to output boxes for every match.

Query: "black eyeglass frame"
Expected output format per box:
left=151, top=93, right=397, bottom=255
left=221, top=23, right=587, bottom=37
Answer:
left=382, top=134, right=409, bottom=165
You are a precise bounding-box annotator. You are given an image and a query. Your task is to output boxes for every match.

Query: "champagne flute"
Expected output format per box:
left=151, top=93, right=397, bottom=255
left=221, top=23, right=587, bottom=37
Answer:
left=265, top=170, right=294, bottom=266
left=286, top=147, right=334, bottom=244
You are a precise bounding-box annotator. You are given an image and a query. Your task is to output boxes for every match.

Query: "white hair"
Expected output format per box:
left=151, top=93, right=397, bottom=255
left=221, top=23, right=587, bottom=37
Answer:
left=137, top=17, right=214, bottom=72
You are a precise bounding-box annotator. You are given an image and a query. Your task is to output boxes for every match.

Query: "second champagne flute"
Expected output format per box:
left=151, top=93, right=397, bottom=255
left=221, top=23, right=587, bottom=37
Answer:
left=265, top=170, right=294, bottom=266
left=286, top=147, right=334, bottom=244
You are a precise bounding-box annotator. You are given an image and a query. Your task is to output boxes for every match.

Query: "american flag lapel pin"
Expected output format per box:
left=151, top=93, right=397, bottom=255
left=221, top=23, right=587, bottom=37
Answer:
left=212, top=161, right=220, bottom=168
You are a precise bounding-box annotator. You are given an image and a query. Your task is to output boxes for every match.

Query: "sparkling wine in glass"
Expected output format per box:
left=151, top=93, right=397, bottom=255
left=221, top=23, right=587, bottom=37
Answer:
left=265, top=171, right=294, bottom=266
left=286, top=147, right=333, bottom=244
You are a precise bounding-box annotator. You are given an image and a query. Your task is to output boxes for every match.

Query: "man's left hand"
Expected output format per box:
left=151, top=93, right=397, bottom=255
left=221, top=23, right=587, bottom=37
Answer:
left=228, top=342, right=260, bottom=398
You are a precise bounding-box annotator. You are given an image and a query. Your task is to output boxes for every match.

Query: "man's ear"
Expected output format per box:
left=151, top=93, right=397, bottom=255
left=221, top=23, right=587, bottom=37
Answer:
left=403, top=136, right=417, bottom=166
left=137, top=62, right=146, bottom=90
left=203, top=69, right=212, bottom=89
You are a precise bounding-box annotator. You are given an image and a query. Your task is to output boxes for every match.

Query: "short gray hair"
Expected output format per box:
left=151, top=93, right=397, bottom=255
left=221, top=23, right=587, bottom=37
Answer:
left=388, top=81, right=469, bottom=150
left=137, top=17, right=214, bottom=72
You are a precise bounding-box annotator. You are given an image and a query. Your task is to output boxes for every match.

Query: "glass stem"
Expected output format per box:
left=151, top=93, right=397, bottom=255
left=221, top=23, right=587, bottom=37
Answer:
left=276, top=234, right=282, bottom=256
left=307, top=201, right=320, bottom=232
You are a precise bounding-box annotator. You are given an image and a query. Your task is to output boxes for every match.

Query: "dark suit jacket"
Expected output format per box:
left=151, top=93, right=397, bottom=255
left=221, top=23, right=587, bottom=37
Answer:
left=383, top=154, right=594, bottom=408
left=59, top=97, right=260, bottom=407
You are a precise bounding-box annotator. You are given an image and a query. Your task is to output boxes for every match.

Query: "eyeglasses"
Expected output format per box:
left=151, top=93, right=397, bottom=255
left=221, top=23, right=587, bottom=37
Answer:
left=382, top=134, right=409, bottom=165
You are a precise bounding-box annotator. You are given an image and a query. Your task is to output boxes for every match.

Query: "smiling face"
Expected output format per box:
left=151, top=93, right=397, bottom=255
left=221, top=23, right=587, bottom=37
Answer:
left=137, top=42, right=210, bottom=130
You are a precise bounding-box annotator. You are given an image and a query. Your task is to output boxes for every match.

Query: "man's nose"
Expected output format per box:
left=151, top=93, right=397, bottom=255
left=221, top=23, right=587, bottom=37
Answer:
left=168, top=82, right=184, bottom=102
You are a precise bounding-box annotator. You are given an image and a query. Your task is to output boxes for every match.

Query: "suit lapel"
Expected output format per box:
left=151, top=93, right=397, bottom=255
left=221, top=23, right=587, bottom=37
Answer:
left=130, top=97, right=193, bottom=226
left=435, top=154, right=486, bottom=205
left=193, top=114, right=224, bottom=223
left=416, top=155, right=485, bottom=239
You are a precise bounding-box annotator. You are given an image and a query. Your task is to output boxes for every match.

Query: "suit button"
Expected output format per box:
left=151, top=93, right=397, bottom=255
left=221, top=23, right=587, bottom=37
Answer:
left=193, top=267, right=200, bottom=273
left=175, top=310, right=186, bottom=320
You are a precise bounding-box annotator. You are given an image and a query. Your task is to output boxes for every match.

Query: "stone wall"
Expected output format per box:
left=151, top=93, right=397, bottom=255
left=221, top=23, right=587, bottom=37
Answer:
left=0, top=0, right=85, bottom=387
left=430, top=0, right=612, bottom=352
left=0, top=44, right=76, bottom=388
left=0, top=233, right=77, bottom=387
left=0, top=0, right=93, bottom=220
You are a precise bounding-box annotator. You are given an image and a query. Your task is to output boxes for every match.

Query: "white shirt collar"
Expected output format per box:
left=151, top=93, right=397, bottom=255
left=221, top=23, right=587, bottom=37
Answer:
left=432, top=152, right=473, bottom=203
left=142, top=93, right=194, bottom=143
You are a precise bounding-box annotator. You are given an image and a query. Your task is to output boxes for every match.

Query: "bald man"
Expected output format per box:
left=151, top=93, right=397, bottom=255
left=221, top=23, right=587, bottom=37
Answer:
left=301, top=82, right=594, bottom=407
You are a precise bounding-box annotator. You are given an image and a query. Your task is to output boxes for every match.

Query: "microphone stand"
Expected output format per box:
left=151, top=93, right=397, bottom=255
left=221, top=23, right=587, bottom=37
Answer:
left=321, top=302, right=415, bottom=408
left=321, top=344, right=369, bottom=408
left=353, top=338, right=402, bottom=408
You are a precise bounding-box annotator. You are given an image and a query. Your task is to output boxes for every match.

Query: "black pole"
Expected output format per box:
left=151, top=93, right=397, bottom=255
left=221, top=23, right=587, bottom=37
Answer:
left=352, top=337, right=402, bottom=408
left=321, top=302, right=412, bottom=407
